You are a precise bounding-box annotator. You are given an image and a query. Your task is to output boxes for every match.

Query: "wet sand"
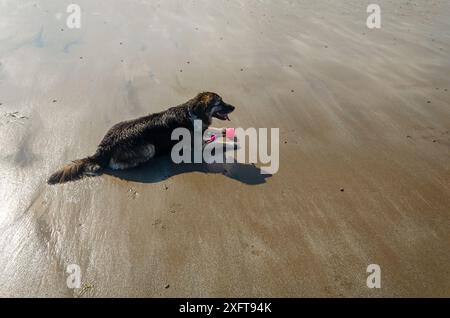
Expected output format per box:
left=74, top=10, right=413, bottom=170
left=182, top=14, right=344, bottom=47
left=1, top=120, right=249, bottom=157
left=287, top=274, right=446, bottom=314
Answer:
left=0, top=0, right=449, bottom=297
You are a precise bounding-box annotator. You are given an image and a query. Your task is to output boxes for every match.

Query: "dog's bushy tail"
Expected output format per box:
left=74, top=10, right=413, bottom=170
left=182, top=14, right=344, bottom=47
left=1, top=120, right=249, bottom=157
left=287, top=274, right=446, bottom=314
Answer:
left=47, top=157, right=101, bottom=185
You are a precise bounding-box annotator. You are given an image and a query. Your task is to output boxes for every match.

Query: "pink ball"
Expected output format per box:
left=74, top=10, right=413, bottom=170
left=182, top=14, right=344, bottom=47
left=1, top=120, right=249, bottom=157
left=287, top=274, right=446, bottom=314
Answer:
left=225, top=128, right=235, bottom=138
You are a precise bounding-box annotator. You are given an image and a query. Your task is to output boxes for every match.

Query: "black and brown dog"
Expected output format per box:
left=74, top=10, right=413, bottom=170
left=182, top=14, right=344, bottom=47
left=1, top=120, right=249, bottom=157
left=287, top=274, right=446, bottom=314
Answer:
left=47, top=92, right=235, bottom=184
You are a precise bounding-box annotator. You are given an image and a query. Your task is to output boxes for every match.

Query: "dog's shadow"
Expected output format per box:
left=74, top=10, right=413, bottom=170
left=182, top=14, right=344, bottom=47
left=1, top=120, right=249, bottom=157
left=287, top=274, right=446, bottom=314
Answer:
left=104, top=155, right=271, bottom=185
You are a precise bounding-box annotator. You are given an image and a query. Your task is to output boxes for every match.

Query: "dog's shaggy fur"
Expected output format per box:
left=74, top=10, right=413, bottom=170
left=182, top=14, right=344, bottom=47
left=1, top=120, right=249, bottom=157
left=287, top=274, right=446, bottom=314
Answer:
left=47, top=92, right=235, bottom=184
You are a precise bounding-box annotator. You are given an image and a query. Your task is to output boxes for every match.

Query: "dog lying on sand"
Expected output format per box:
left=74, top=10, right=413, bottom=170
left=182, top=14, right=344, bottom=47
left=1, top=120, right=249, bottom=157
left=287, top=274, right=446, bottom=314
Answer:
left=47, top=92, right=235, bottom=184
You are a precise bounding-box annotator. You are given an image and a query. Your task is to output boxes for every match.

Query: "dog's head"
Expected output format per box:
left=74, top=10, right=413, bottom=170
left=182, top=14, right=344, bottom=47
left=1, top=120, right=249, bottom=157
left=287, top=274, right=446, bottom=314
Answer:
left=191, top=92, right=235, bottom=125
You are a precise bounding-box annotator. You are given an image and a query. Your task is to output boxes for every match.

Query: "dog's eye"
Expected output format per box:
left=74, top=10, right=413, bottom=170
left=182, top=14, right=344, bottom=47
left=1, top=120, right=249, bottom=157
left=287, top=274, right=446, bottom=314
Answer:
left=214, top=99, right=221, bottom=106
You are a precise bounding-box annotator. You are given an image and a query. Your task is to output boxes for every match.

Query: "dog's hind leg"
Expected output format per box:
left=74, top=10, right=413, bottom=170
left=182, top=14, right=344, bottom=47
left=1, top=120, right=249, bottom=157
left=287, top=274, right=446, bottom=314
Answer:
left=109, top=143, right=155, bottom=170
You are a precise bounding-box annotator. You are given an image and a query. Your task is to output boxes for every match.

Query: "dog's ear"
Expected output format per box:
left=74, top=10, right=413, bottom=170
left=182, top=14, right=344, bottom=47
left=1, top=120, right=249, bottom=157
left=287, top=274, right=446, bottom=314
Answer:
left=193, top=92, right=213, bottom=116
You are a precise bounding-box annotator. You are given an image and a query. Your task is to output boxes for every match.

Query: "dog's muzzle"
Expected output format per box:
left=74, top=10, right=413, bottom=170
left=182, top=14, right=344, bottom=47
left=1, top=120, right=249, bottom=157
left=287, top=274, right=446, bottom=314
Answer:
left=213, top=103, right=235, bottom=121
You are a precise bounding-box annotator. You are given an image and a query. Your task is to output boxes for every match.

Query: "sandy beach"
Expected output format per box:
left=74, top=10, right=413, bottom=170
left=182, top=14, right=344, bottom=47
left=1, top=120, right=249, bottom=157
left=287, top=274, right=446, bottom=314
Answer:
left=0, top=0, right=449, bottom=297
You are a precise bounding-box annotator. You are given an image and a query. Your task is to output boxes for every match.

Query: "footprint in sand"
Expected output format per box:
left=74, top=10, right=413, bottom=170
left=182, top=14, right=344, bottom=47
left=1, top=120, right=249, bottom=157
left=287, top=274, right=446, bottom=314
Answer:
left=76, top=283, right=95, bottom=298
left=127, top=187, right=138, bottom=199
left=2, top=111, right=28, bottom=125
left=406, top=127, right=450, bottom=144
left=152, top=218, right=167, bottom=230
left=243, top=243, right=263, bottom=257
left=168, top=202, right=181, bottom=215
